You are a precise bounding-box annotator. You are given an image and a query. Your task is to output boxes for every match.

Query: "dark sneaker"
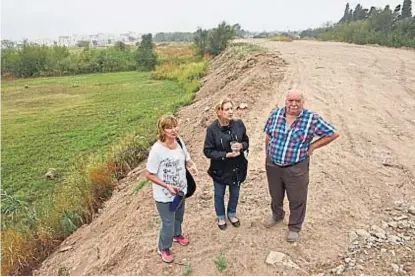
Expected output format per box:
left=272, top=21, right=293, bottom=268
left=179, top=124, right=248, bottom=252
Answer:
left=287, top=230, right=300, bottom=243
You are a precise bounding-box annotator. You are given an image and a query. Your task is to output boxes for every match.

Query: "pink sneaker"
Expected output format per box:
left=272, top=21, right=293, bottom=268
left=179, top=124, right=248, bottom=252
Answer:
left=158, top=249, right=173, bottom=263
left=173, top=235, right=189, bottom=246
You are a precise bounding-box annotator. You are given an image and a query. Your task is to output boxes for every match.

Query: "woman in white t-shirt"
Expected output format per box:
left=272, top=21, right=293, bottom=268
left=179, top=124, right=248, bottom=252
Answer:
left=145, top=114, right=198, bottom=263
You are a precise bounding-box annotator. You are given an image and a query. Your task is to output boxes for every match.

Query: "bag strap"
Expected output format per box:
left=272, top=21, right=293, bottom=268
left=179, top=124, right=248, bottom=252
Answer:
left=176, top=138, right=189, bottom=170
left=176, top=137, right=184, bottom=149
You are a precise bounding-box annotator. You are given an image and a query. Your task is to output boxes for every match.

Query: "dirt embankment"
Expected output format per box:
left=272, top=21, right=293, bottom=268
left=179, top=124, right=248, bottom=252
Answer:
left=35, top=40, right=415, bottom=276
left=35, top=44, right=288, bottom=276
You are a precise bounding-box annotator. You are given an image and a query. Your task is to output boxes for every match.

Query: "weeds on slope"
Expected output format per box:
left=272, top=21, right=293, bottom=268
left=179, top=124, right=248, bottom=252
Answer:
left=1, top=69, right=206, bottom=276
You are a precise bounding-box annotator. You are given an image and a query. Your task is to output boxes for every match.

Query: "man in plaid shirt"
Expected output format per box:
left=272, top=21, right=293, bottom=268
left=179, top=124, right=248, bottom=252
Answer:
left=263, top=90, right=340, bottom=242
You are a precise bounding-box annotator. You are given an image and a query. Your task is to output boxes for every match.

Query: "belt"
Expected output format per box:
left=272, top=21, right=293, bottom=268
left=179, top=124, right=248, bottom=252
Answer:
left=275, top=162, right=297, bottom=168
left=273, top=157, right=308, bottom=168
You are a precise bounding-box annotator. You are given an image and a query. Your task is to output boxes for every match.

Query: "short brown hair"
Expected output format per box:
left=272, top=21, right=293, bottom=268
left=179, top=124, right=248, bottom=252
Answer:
left=157, top=114, right=178, bottom=142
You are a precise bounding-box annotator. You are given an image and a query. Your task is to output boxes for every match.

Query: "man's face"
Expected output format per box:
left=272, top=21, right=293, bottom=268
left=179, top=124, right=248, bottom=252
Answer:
left=285, top=93, right=304, bottom=115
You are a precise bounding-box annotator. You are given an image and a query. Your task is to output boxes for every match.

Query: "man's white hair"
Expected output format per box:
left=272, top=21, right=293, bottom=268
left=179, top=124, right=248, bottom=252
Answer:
left=286, top=90, right=305, bottom=101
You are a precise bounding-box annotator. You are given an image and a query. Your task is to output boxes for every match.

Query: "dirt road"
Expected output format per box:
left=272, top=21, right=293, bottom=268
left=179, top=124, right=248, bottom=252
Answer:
left=36, top=40, right=415, bottom=276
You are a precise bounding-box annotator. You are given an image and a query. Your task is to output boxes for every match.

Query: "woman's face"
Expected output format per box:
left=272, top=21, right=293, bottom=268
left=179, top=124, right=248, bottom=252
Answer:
left=218, top=102, right=234, bottom=121
left=164, top=125, right=178, bottom=140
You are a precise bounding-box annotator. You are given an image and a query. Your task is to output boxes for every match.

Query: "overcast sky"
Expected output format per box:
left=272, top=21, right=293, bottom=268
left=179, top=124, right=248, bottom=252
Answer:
left=1, top=0, right=405, bottom=41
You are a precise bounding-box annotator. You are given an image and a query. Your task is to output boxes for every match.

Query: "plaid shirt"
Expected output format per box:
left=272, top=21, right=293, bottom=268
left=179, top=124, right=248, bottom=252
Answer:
left=264, top=107, right=336, bottom=166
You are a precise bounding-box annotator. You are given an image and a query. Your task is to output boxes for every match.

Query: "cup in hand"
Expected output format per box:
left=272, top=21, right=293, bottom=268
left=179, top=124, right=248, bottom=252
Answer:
left=169, top=190, right=184, bottom=212
left=230, top=141, right=239, bottom=155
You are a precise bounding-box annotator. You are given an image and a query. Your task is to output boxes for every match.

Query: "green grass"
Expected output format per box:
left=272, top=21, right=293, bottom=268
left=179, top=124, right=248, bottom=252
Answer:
left=215, top=252, right=228, bottom=272
left=133, top=180, right=149, bottom=195
left=183, top=261, right=192, bottom=276
left=1, top=71, right=188, bottom=203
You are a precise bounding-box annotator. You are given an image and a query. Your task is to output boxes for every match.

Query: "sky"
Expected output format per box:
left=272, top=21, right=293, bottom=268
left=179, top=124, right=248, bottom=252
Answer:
left=1, top=0, right=405, bottom=41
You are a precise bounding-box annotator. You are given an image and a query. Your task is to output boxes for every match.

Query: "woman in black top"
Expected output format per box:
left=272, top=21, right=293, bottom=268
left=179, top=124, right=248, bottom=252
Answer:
left=203, top=98, right=249, bottom=230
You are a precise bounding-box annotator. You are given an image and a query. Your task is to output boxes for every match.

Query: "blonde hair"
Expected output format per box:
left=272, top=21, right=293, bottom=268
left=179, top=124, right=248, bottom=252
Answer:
left=157, top=114, right=178, bottom=142
left=215, top=97, right=235, bottom=113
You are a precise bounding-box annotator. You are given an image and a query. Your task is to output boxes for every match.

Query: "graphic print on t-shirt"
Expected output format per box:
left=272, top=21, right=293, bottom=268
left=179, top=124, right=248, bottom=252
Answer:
left=160, top=157, right=186, bottom=196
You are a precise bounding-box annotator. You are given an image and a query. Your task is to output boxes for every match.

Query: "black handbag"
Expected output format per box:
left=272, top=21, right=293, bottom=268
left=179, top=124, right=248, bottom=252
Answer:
left=176, top=138, right=197, bottom=198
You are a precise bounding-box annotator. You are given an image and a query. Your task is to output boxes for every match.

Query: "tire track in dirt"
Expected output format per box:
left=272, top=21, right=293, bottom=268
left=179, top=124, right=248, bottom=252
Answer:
left=398, top=56, right=415, bottom=100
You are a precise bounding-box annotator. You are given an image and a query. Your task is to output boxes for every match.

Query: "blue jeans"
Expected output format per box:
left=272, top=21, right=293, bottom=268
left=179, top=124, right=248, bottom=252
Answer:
left=155, top=200, right=185, bottom=251
left=214, top=181, right=241, bottom=220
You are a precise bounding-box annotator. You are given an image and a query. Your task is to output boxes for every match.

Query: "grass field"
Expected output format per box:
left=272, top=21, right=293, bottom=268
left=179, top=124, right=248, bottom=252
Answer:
left=1, top=42, right=208, bottom=275
left=1, top=72, right=188, bottom=203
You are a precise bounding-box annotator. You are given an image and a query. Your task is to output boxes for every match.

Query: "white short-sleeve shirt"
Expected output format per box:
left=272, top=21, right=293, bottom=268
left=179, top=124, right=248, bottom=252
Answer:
left=146, top=138, right=190, bottom=203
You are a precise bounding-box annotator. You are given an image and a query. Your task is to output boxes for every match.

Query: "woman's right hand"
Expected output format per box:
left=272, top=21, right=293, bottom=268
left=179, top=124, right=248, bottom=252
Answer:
left=166, top=185, right=178, bottom=195
left=226, top=152, right=240, bottom=158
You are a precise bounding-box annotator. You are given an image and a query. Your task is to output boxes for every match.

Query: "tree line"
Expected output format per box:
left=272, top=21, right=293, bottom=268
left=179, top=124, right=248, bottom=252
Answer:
left=1, top=21, right=239, bottom=78
left=153, top=24, right=249, bottom=44
left=1, top=35, right=157, bottom=78
left=300, top=1, right=414, bottom=48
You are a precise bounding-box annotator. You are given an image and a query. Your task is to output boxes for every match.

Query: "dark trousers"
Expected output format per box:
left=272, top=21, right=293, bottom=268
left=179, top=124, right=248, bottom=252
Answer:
left=214, top=181, right=241, bottom=220
left=265, top=157, right=309, bottom=232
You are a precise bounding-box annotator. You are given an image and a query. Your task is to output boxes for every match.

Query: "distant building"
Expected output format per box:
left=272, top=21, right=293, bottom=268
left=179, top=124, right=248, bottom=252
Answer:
left=58, top=36, right=72, bottom=47
left=16, top=31, right=150, bottom=48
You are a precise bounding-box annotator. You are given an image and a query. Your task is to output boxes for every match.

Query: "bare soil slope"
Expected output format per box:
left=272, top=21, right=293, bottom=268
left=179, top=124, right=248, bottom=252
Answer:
left=36, top=40, right=415, bottom=276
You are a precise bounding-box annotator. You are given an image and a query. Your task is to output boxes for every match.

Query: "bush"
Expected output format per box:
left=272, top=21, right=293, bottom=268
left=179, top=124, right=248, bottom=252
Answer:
left=1, top=39, right=155, bottom=78
left=193, top=21, right=237, bottom=58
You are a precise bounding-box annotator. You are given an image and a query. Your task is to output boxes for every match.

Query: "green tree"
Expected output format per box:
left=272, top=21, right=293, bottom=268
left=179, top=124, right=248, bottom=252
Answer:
left=113, top=41, right=127, bottom=51
left=154, top=32, right=166, bottom=42
left=393, top=4, right=402, bottom=21
left=368, top=6, right=394, bottom=32
left=192, top=21, right=237, bottom=57
left=135, top=34, right=157, bottom=71
left=353, top=4, right=367, bottom=20
left=401, top=0, right=412, bottom=18
left=1, top=41, right=19, bottom=77
left=347, top=9, right=354, bottom=22
left=153, top=32, right=194, bottom=43
left=1, top=39, right=15, bottom=49
left=368, top=6, right=376, bottom=17
left=340, top=3, right=351, bottom=23
left=207, top=21, right=236, bottom=56
left=17, top=43, right=50, bottom=77
left=76, top=40, right=90, bottom=48
left=232, top=23, right=247, bottom=37
left=193, top=27, right=209, bottom=57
